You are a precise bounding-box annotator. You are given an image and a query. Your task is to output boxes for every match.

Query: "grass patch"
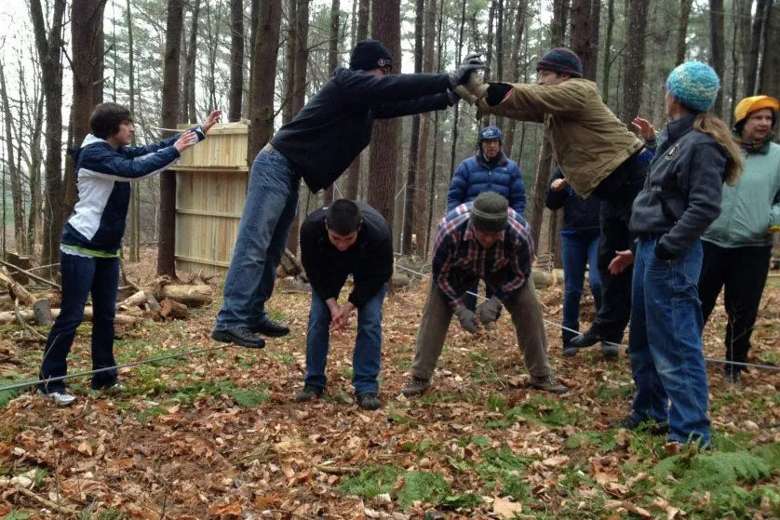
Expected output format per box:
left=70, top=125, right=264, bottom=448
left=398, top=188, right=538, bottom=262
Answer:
left=171, top=380, right=269, bottom=408
left=339, top=465, right=402, bottom=499
left=2, top=511, right=31, bottom=520
left=487, top=395, right=579, bottom=429
left=0, top=377, right=27, bottom=408
left=476, top=447, right=531, bottom=499
left=396, top=471, right=451, bottom=509
left=564, top=430, right=617, bottom=453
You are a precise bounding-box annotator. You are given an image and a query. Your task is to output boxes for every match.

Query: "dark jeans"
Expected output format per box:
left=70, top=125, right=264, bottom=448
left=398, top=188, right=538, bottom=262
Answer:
left=560, top=228, right=602, bottom=344
left=304, top=286, right=387, bottom=395
left=215, top=147, right=300, bottom=330
left=39, top=252, right=119, bottom=393
left=698, top=241, right=772, bottom=375
left=591, top=151, right=648, bottom=342
left=629, top=238, right=710, bottom=445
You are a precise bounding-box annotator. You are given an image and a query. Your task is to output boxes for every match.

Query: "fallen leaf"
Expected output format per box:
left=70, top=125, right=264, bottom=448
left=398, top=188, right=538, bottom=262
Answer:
left=493, top=496, right=523, bottom=519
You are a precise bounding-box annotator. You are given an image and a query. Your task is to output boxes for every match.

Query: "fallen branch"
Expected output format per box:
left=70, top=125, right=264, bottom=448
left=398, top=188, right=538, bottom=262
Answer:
left=12, top=485, right=79, bottom=516
left=314, top=464, right=360, bottom=475
left=0, top=268, right=37, bottom=306
left=156, top=284, right=212, bottom=307
left=0, top=307, right=140, bottom=325
left=0, top=259, right=61, bottom=289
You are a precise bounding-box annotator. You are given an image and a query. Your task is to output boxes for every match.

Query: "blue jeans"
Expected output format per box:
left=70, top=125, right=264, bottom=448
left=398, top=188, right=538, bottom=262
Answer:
left=39, top=251, right=119, bottom=392
left=215, top=148, right=300, bottom=329
left=304, top=286, right=387, bottom=395
left=629, top=238, right=710, bottom=445
left=560, top=228, right=602, bottom=344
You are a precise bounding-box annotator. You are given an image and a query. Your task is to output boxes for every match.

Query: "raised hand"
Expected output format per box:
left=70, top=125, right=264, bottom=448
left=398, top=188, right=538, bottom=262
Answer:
left=203, top=110, right=222, bottom=134
left=174, top=130, right=199, bottom=153
left=631, top=116, right=656, bottom=142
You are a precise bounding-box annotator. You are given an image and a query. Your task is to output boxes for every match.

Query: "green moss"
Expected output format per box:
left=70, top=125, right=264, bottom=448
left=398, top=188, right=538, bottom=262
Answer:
left=396, top=471, right=451, bottom=509
left=339, top=465, right=402, bottom=499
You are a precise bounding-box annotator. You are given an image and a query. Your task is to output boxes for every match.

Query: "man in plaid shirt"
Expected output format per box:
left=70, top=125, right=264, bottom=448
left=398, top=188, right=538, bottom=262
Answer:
left=402, top=192, right=567, bottom=396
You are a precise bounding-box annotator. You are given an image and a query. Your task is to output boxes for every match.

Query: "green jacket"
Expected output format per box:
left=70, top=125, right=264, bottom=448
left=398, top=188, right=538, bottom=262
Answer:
left=477, top=78, right=643, bottom=197
left=702, top=141, right=780, bottom=248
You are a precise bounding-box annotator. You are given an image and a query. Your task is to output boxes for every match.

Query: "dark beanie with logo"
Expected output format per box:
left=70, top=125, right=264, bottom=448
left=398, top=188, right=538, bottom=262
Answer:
left=349, top=39, right=393, bottom=71
left=471, top=192, right=509, bottom=232
left=537, top=48, right=583, bottom=78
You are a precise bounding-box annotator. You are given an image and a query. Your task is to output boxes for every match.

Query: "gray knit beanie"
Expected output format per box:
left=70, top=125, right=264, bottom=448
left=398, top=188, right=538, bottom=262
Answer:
left=471, top=192, right=509, bottom=232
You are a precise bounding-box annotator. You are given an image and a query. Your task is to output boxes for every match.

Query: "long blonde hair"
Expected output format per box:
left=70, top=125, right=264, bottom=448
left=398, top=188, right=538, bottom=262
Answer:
left=694, top=113, right=743, bottom=185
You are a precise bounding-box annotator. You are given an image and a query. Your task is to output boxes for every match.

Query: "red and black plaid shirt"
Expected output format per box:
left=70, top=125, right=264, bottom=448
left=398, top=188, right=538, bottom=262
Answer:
left=432, top=203, right=533, bottom=309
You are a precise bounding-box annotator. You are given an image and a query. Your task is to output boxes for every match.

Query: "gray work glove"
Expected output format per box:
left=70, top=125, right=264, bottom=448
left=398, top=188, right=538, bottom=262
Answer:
left=449, top=54, right=485, bottom=104
left=454, top=305, right=480, bottom=334
left=476, top=296, right=502, bottom=325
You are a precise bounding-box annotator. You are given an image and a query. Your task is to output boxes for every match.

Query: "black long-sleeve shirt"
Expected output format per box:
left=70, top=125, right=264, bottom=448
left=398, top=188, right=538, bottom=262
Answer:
left=271, top=67, right=453, bottom=192
left=300, top=203, right=393, bottom=308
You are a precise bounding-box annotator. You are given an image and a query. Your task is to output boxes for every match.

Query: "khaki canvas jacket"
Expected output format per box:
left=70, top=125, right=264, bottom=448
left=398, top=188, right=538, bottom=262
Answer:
left=477, top=78, right=643, bottom=197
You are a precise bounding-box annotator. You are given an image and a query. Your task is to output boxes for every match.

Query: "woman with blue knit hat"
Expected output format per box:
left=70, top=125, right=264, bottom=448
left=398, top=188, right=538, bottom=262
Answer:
left=615, top=61, right=743, bottom=448
left=465, top=47, right=652, bottom=356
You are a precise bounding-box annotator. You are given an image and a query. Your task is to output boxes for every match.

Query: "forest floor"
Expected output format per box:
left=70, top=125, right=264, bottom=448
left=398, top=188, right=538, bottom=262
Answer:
left=0, top=248, right=779, bottom=519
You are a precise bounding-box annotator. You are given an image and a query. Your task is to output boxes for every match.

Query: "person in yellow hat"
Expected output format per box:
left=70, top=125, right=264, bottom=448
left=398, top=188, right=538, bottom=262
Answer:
left=698, top=95, right=780, bottom=384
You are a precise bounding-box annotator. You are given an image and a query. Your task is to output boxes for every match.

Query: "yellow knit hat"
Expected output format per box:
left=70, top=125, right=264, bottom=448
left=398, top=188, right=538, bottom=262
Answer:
left=734, top=95, right=780, bottom=125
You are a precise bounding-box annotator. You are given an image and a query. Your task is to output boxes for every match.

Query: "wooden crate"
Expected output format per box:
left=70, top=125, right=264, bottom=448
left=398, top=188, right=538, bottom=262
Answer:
left=171, top=123, right=249, bottom=275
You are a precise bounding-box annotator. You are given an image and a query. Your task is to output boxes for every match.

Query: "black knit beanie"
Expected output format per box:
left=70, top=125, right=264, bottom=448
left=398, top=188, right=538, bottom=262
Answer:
left=349, top=39, right=393, bottom=71
left=471, top=192, right=509, bottom=232
left=537, top=47, right=583, bottom=78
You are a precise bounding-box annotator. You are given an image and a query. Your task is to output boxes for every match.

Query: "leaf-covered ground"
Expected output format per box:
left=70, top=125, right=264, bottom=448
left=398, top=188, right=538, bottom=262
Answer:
left=1, top=252, right=779, bottom=519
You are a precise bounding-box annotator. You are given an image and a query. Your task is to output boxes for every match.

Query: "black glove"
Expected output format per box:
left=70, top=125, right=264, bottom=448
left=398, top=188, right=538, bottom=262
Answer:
left=454, top=305, right=480, bottom=334
left=654, top=240, right=676, bottom=261
left=446, top=89, right=461, bottom=106
left=449, top=53, right=485, bottom=88
left=476, top=297, right=502, bottom=325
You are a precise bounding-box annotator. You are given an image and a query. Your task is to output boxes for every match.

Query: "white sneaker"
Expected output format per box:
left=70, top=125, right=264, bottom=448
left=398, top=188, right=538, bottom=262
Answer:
left=41, top=390, right=76, bottom=406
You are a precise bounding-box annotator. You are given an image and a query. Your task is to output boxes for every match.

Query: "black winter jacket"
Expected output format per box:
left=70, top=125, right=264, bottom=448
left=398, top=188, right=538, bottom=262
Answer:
left=544, top=168, right=600, bottom=231
left=629, top=114, right=727, bottom=258
left=300, top=203, right=393, bottom=308
left=272, top=68, right=453, bottom=192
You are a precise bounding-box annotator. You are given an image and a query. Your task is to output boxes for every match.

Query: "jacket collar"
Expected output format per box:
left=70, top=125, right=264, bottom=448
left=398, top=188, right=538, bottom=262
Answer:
left=665, top=113, right=696, bottom=143
left=81, top=133, right=109, bottom=148
left=476, top=150, right=508, bottom=168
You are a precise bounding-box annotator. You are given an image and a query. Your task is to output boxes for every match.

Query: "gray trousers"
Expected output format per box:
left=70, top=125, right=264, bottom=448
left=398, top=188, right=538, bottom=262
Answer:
left=410, top=277, right=553, bottom=381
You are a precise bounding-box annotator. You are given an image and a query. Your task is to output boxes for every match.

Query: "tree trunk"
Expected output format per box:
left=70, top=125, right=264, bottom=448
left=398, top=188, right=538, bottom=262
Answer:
left=744, top=0, right=769, bottom=97
left=601, top=0, right=615, bottom=102
left=30, top=0, right=66, bottom=270
left=181, top=0, right=201, bottom=124
left=447, top=0, right=468, bottom=180
left=620, top=0, right=650, bottom=123
left=737, top=0, right=754, bottom=100
left=285, top=0, right=310, bottom=255
left=228, top=0, right=244, bottom=121
left=401, top=0, right=424, bottom=255
left=758, top=0, right=779, bottom=97
left=156, top=0, right=184, bottom=277
left=0, top=62, right=26, bottom=253
left=26, top=90, right=44, bottom=254
left=367, top=0, right=401, bottom=230
left=125, top=0, right=141, bottom=262
left=676, top=0, right=694, bottom=64
left=709, top=0, right=726, bottom=116
left=322, top=0, right=341, bottom=205
left=344, top=0, right=369, bottom=201
left=502, top=0, right=527, bottom=157
left=66, top=0, right=107, bottom=221
left=247, top=0, right=282, bottom=161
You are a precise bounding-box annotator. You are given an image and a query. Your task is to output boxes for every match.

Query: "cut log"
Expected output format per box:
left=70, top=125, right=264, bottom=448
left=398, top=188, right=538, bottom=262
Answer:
left=159, top=298, right=189, bottom=320
left=0, top=307, right=140, bottom=325
left=118, top=290, right=148, bottom=310
left=32, top=299, right=53, bottom=326
left=0, top=268, right=36, bottom=306
left=145, top=292, right=161, bottom=313
left=157, top=284, right=212, bottom=307
left=532, top=269, right=564, bottom=289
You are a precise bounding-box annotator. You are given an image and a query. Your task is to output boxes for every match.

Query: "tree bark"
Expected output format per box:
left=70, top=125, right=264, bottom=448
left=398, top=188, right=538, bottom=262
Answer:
left=26, top=86, right=44, bottom=254
left=66, top=0, right=107, bottom=220
left=126, top=0, right=141, bottom=262
left=156, top=0, right=184, bottom=277
left=676, top=0, right=694, bottom=64
left=322, top=0, right=341, bottom=205
left=709, top=0, right=726, bottom=116
left=0, top=62, right=26, bottom=253
left=29, top=0, right=66, bottom=270
left=502, top=0, right=527, bottom=157
left=344, top=0, right=369, bottom=201
left=447, top=0, right=468, bottom=180
left=228, top=0, right=245, bottom=121
left=737, top=0, right=754, bottom=100
left=181, top=0, right=201, bottom=124
left=620, top=0, right=650, bottom=123
left=601, top=0, right=615, bottom=102
left=758, top=0, right=779, bottom=98
left=247, top=0, right=282, bottom=161
left=367, top=0, right=401, bottom=230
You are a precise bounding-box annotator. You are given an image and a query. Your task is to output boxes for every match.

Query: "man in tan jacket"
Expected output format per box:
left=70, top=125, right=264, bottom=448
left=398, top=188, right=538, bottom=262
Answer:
left=472, top=48, right=650, bottom=352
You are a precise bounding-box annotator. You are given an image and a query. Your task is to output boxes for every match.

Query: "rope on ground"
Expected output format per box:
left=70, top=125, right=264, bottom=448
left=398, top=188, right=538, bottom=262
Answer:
left=391, top=262, right=780, bottom=373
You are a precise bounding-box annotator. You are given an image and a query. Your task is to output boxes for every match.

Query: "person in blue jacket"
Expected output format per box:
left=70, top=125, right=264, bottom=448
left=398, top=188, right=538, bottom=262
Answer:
left=38, top=102, right=220, bottom=406
left=544, top=168, right=611, bottom=358
left=446, top=125, right=526, bottom=315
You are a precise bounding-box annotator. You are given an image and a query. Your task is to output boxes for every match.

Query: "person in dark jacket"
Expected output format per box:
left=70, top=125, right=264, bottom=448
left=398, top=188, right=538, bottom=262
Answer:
left=296, top=200, right=393, bottom=410
left=212, top=39, right=483, bottom=348
left=544, top=168, right=609, bottom=358
left=38, top=102, right=220, bottom=406
left=447, top=125, right=526, bottom=315
left=615, top=62, right=743, bottom=448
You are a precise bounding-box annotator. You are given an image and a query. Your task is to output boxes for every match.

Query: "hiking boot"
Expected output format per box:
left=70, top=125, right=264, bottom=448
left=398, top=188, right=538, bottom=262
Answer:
left=562, top=340, right=578, bottom=357
left=601, top=341, right=619, bottom=360
left=568, top=327, right=604, bottom=349
left=39, top=389, right=76, bottom=407
left=250, top=318, right=290, bottom=338
left=91, top=381, right=124, bottom=394
left=529, top=376, right=568, bottom=394
left=211, top=327, right=266, bottom=348
left=356, top=392, right=381, bottom=410
left=401, top=376, right=431, bottom=397
left=294, top=385, right=324, bottom=402
left=614, top=415, right=669, bottom=435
